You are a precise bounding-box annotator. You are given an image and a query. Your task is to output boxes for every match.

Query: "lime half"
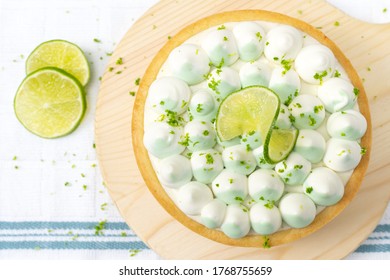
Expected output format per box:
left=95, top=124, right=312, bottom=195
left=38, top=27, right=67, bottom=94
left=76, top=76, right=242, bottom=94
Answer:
left=264, top=128, right=298, bottom=164
left=216, top=86, right=280, bottom=142
left=14, top=67, right=86, bottom=138
left=26, top=40, right=90, bottom=86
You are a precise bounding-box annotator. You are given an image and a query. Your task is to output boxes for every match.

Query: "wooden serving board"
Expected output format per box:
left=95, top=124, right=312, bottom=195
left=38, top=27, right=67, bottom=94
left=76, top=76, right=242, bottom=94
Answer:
left=95, top=0, right=390, bottom=259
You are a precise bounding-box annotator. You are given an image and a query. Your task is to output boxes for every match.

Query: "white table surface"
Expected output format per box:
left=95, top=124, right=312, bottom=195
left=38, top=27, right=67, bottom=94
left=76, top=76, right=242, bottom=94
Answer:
left=0, top=0, right=389, bottom=260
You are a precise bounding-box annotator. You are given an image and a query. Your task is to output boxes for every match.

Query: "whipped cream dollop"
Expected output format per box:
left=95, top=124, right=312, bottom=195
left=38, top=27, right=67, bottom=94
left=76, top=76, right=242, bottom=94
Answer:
left=323, top=138, right=362, bottom=172
left=222, top=144, right=257, bottom=175
left=288, top=94, right=326, bottom=129
left=249, top=201, right=282, bottom=235
left=157, top=155, right=193, bottom=188
left=201, top=199, right=227, bottom=229
left=201, top=27, right=239, bottom=66
left=207, top=67, right=241, bottom=100
left=168, top=44, right=210, bottom=85
left=147, top=76, right=191, bottom=114
left=269, top=67, right=300, bottom=105
left=221, top=204, right=251, bottom=238
left=303, top=167, right=344, bottom=206
left=279, top=193, right=316, bottom=228
left=190, top=149, right=223, bottom=184
left=295, top=45, right=336, bottom=84
left=275, top=152, right=311, bottom=185
left=177, top=181, right=213, bottom=215
left=327, top=110, right=367, bottom=140
left=144, top=122, right=185, bottom=159
left=188, top=89, right=218, bottom=122
left=264, top=25, right=303, bottom=62
left=317, top=78, right=357, bottom=113
left=211, top=169, right=248, bottom=204
left=232, top=21, right=265, bottom=61
left=183, top=120, right=216, bottom=151
left=248, top=169, right=284, bottom=202
left=239, top=61, right=271, bottom=88
left=294, top=129, right=326, bottom=163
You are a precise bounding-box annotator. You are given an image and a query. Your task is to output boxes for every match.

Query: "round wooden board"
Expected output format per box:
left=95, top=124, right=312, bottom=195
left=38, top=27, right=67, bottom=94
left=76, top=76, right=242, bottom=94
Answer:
left=95, top=0, right=390, bottom=259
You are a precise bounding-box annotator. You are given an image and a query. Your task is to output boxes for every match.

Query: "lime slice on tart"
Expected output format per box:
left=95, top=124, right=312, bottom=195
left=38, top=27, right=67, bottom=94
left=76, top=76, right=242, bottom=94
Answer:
left=26, top=40, right=90, bottom=86
left=216, top=86, right=280, bottom=142
left=264, top=128, right=299, bottom=164
left=216, top=86, right=298, bottom=164
left=14, top=67, right=86, bottom=139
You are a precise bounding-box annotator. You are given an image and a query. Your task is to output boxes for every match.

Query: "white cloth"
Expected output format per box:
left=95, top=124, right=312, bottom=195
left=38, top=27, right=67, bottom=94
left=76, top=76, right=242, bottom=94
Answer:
left=0, top=0, right=388, bottom=260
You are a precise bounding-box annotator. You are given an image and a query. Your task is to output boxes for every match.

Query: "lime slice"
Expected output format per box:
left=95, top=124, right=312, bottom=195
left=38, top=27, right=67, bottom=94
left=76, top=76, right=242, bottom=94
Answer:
left=26, top=40, right=90, bottom=86
left=14, top=67, right=86, bottom=138
left=264, top=128, right=299, bottom=164
left=216, top=86, right=280, bottom=142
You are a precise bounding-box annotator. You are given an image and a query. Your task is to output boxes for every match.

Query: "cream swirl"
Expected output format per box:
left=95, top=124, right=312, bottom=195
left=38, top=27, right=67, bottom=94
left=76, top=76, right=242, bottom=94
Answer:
left=264, top=25, right=303, bottom=62
left=279, top=193, right=316, bottom=228
left=168, top=44, right=211, bottom=85
left=303, top=167, right=344, bottom=206
left=327, top=110, right=367, bottom=140
left=232, top=21, right=266, bottom=61
left=275, top=152, right=311, bottom=185
left=295, top=45, right=336, bottom=84
left=147, top=76, right=191, bottom=114
left=323, top=138, right=362, bottom=172
left=201, top=199, right=227, bottom=229
left=201, top=28, right=239, bottom=66
left=269, top=67, right=300, bottom=106
left=207, top=67, right=241, bottom=100
left=222, top=144, right=257, bottom=175
left=182, top=120, right=216, bottom=152
left=317, top=78, right=357, bottom=113
left=288, top=94, right=326, bottom=129
left=190, top=149, right=224, bottom=184
left=177, top=181, right=213, bottom=215
left=250, top=201, right=282, bottom=235
left=157, top=155, right=193, bottom=189
left=211, top=169, right=248, bottom=204
left=239, top=61, right=271, bottom=88
left=188, top=89, right=218, bottom=122
left=143, top=122, right=185, bottom=159
left=221, top=204, right=251, bottom=238
left=248, top=169, right=284, bottom=202
left=294, top=129, right=326, bottom=163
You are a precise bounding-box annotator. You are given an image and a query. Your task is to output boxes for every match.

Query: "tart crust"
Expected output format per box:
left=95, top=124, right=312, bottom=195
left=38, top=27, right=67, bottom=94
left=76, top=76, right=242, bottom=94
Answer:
left=132, top=10, right=371, bottom=247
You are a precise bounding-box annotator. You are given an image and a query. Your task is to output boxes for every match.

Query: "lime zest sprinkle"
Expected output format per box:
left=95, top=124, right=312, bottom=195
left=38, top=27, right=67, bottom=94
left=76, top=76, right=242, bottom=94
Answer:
left=306, top=186, right=313, bottom=194
left=256, top=31, right=263, bottom=41
left=353, top=87, right=360, bottom=97
left=205, top=153, right=214, bottom=164
left=116, top=57, right=123, bottom=65
left=264, top=201, right=274, bottom=209
left=94, top=220, right=107, bottom=235
left=263, top=236, right=271, bottom=249
left=217, top=25, right=226, bottom=30
left=93, top=38, right=101, bottom=43
left=281, top=59, right=293, bottom=75
left=334, top=70, right=341, bottom=77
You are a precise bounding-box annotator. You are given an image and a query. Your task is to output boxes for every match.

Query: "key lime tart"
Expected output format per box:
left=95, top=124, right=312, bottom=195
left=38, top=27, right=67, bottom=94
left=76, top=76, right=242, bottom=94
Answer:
left=132, top=10, right=371, bottom=247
